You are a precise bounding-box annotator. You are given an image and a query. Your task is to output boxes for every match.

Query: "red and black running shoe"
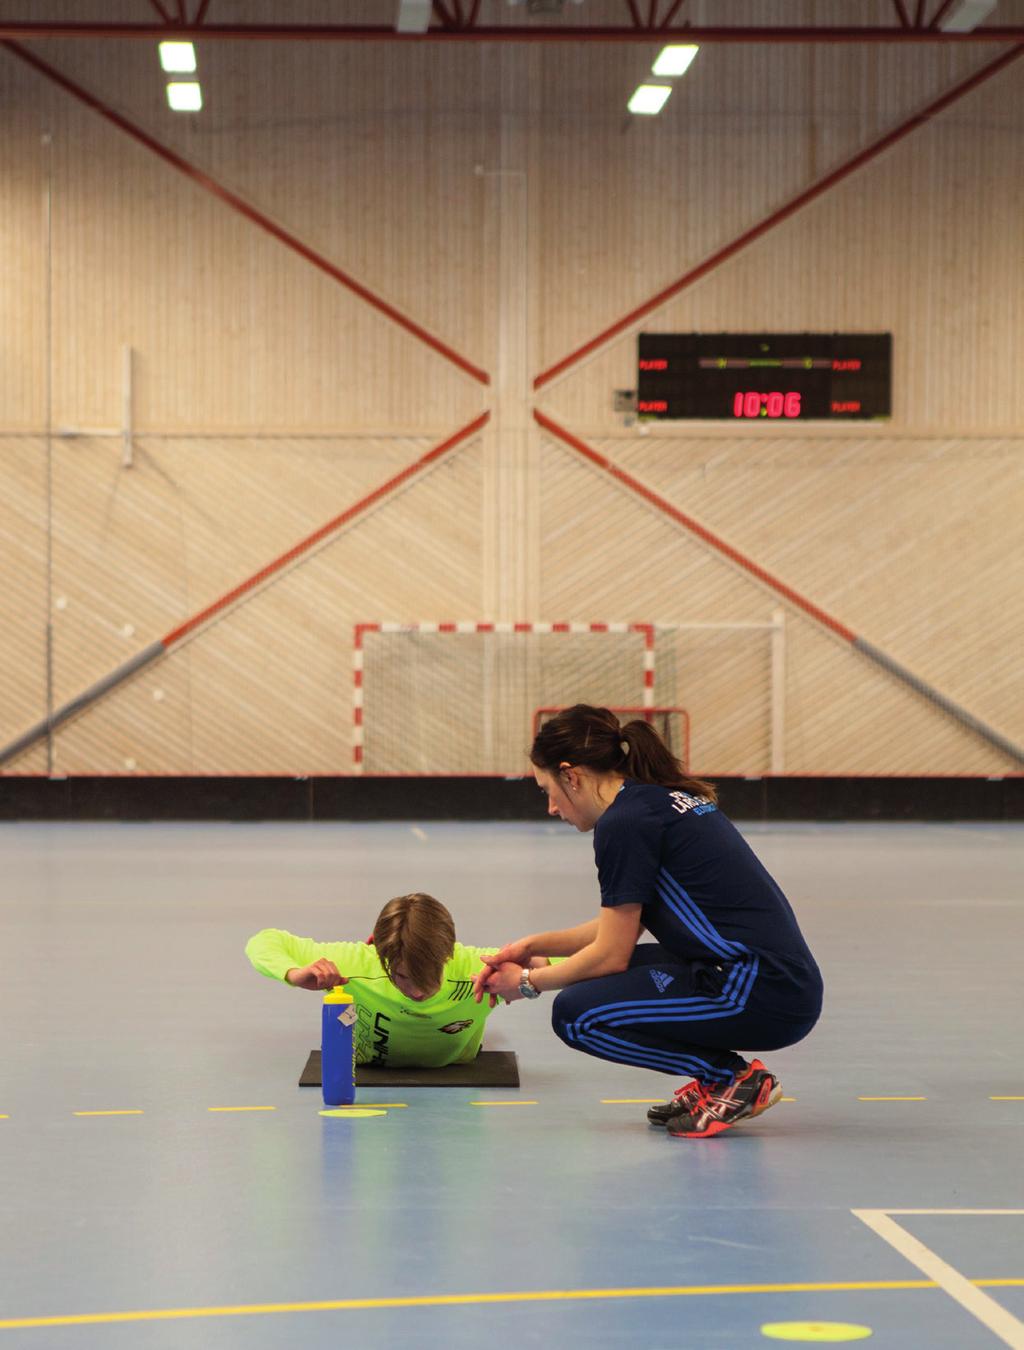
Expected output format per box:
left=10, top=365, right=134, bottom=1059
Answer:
left=647, top=1079, right=704, bottom=1127
left=665, top=1059, right=782, bottom=1139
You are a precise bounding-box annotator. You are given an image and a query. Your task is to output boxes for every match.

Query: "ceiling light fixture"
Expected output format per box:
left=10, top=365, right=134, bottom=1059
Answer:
left=166, top=81, right=203, bottom=112
left=628, top=84, right=672, bottom=116
left=159, top=41, right=197, bottom=73
left=651, top=44, right=699, bottom=77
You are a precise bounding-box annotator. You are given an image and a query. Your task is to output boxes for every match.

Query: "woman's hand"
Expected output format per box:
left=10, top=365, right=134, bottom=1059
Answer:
left=483, top=937, right=534, bottom=969
left=473, top=937, right=531, bottom=1004
left=475, top=962, right=526, bottom=1004
left=285, top=959, right=347, bottom=991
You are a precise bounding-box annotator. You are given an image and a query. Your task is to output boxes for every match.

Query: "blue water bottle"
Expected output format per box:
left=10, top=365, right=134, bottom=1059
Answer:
left=321, top=985, right=357, bottom=1107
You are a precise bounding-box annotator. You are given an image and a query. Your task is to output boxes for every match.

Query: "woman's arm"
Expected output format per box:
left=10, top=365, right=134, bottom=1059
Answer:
left=483, top=919, right=599, bottom=969
left=478, top=906, right=642, bottom=1002
left=527, top=906, right=641, bottom=991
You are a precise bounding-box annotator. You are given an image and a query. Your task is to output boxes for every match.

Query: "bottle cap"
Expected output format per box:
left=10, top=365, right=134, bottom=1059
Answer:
left=323, top=985, right=354, bottom=1004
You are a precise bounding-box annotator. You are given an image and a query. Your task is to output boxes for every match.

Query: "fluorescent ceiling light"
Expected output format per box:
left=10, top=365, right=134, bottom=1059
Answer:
left=628, top=84, right=672, bottom=115
left=159, top=41, right=196, bottom=73
left=652, top=44, right=699, bottom=77
left=166, top=81, right=203, bottom=112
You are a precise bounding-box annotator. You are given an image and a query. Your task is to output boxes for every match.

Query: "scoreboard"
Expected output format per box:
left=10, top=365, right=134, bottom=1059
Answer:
left=636, top=333, right=892, bottom=421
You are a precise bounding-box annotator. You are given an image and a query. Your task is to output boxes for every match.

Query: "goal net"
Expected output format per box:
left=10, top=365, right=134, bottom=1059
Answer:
left=355, top=622, right=655, bottom=774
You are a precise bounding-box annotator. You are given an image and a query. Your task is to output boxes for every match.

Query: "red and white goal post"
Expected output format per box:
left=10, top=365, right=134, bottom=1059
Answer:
left=353, top=621, right=676, bottom=776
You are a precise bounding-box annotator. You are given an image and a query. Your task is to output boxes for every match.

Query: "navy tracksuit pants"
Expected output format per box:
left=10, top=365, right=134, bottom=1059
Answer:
left=551, top=943, right=821, bottom=1084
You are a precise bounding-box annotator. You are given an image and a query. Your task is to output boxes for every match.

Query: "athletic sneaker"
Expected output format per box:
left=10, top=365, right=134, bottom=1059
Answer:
left=663, top=1059, right=782, bottom=1139
left=647, top=1079, right=705, bottom=1127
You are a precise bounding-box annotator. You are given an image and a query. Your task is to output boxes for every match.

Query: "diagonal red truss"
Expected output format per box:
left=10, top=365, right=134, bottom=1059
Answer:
left=2, top=41, right=490, bottom=386
left=5, top=29, right=1021, bottom=769
left=534, top=40, right=1024, bottom=389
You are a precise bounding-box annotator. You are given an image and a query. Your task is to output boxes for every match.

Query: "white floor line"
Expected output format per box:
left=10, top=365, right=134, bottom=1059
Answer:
left=852, top=1209, right=1024, bottom=1349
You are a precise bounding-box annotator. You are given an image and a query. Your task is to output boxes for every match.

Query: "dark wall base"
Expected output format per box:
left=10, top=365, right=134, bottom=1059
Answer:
left=1, top=776, right=1021, bottom=822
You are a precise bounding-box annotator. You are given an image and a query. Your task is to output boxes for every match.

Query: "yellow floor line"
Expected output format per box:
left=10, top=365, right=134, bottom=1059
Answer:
left=2, top=1278, right=1022, bottom=1331
left=990, top=1096, right=1024, bottom=1101
left=207, top=1106, right=277, bottom=1113
left=857, top=1096, right=927, bottom=1102
left=470, top=1100, right=539, bottom=1107
left=72, top=1110, right=144, bottom=1117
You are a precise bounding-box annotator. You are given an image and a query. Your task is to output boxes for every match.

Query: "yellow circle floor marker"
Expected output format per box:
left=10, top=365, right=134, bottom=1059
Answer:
left=318, top=1108, right=388, bottom=1119
left=761, top=1323, right=872, bottom=1342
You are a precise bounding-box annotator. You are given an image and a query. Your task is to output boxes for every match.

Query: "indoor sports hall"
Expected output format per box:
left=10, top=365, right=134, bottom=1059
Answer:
left=1, top=4, right=1022, bottom=1348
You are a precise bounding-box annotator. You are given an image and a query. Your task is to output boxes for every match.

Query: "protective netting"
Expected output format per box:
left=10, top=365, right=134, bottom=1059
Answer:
left=359, top=627, right=650, bottom=774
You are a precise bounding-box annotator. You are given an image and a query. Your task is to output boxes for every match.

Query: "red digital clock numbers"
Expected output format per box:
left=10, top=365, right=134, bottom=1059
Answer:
left=732, top=391, right=802, bottom=419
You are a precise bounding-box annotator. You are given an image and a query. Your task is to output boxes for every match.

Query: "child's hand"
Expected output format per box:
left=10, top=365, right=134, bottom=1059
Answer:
left=285, top=960, right=347, bottom=991
left=471, top=964, right=500, bottom=1007
left=474, top=962, right=525, bottom=1004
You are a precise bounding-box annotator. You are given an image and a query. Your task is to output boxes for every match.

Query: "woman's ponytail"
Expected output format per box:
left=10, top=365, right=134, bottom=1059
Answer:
left=619, top=719, right=717, bottom=802
left=532, top=704, right=716, bottom=803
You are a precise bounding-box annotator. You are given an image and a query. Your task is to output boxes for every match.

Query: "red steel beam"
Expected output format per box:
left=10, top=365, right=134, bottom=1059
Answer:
left=533, top=409, right=1024, bottom=767
left=431, top=1, right=458, bottom=29
left=534, top=40, right=1024, bottom=390
left=2, top=41, right=490, bottom=387
left=659, top=1, right=689, bottom=29
left=0, top=414, right=491, bottom=766
left=2, top=23, right=1024, bottom=41
left=163, top=412, right=490, bottom=646
left=533, top=409, right=856, bottom=641
left=929, top=0, right=959, bottom=25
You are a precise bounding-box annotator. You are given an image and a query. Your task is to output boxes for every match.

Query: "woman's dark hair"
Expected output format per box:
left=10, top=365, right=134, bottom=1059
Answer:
left=530, top=704, right=717, bottom=802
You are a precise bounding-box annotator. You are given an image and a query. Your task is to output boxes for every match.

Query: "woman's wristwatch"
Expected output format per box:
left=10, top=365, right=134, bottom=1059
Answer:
left=518, top=966, right=541, bottom=999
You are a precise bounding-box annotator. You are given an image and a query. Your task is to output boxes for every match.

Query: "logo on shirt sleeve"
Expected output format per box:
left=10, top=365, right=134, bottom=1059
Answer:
left=668, top=791, right=716, bottom=817
left=447, top=980, right=476, bottom=1001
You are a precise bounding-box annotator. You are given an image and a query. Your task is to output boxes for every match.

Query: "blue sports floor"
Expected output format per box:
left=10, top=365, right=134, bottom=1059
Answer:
left=1, top=820, right=1022, bottom=1348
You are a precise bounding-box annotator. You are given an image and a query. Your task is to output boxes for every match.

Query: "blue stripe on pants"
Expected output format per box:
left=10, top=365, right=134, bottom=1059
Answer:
left=552, top=944, right=815, bottom=1083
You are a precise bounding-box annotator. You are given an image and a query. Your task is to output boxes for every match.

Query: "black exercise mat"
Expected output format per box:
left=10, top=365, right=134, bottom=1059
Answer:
left=300, top=1049, right=519, bottom=1088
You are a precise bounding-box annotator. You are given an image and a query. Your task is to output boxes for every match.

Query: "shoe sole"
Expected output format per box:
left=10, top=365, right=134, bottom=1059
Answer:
left=668, top=1075, right=783, bottom=1140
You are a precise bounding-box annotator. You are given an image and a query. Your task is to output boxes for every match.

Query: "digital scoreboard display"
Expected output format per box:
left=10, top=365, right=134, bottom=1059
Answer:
left=636, top=333, right=891, bottom=421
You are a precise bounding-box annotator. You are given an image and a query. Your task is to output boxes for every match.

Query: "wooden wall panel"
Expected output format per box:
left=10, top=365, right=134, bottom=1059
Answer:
left=49, top=436, right=484, bottom=774
left=608, top=433, right=1024, bottom=737
left=29, top=33, right=491, bottom=434
left=0, top=439, right=49, bottom=743
left=538, top=434, right=1019, bottom=774
left=2, top=12, right=1022, bottom=776
left=0, top=58, right=50, bottom=430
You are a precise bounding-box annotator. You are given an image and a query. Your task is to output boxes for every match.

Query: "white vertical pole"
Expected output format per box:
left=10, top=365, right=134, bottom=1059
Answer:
left=770, top=608, right=785, bottom=774
left=121, top=344, right=134, bottom=468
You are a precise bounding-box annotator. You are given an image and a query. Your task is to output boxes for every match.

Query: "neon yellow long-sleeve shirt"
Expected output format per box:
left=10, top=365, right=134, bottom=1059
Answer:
left=245, top=928, right=500, bottom=1068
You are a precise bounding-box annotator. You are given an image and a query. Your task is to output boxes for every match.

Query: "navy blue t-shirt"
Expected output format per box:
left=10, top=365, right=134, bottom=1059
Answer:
left=594, top=781, right=822, bottom=1010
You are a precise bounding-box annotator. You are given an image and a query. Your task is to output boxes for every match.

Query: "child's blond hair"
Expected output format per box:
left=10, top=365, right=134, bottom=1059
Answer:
left=372, top=893, right=455, bottom=994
